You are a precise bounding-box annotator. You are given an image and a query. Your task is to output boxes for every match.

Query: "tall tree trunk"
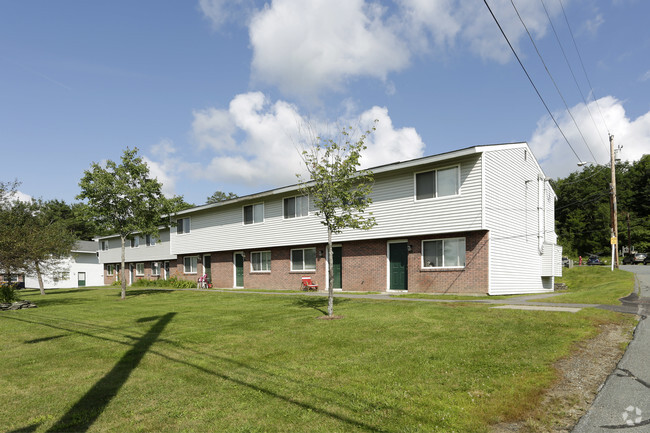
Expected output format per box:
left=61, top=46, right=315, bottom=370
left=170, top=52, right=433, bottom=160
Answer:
left=327, top=227, right=334, bottom=316
left=35, top=261, right=45, bottom=296
left=120, top=236, right=126, bottom=300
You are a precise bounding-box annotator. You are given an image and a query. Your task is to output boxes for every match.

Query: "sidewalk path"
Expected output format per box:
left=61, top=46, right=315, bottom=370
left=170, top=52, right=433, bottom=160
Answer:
left=572, top=266, right=650, bottom=432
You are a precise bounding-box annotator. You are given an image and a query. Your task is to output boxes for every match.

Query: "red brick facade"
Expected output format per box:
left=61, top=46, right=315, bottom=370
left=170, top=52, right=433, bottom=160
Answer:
left=103, top=230, right=489, bottom=293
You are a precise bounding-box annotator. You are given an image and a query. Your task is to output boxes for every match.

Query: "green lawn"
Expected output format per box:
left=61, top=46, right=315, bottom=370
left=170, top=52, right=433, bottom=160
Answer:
left=540, top=267, right=635, bottom=305
left=0, top=287, right=634, bottom=432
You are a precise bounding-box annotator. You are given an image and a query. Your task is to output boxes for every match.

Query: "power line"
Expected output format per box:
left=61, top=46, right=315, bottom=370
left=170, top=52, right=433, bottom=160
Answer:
left=482, top=0, right=582, bottom=162
left=509, top=0, right=598, bottom=163
left=558, top=0, right=611, bottom=135
left=539, top=0, right=609, bottom=157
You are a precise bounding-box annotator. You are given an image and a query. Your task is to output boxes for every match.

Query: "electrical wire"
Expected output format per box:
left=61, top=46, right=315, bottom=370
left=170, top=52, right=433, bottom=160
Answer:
left=539, top=0, right=609, bottom=157
left=482, top=0, right=582, bottom=162
left=558, top=0, right=611, bottom=135
left=509, top=0, right=598, bottom=163
left=555, top=188, right=611, bottom=211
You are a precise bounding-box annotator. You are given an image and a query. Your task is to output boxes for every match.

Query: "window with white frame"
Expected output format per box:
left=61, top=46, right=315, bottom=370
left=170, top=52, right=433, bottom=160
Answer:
left=291, top=248, right=316, bottom=271
left=184, top=256, right=198, bottom=274
left=145, top=234, right=157, bottom=246
left=251, top=251, right=271, bottom=272
left=130, top=236, right=140, bottom=248
left=415, top=166, right=460, bottom=200
left=151, top=261, right=160, bottom=276
left=107, top=264, right=115, bottom=276
left=177, top=218, right=190, bottom=234
left=422, top=238, right=466, bottom=268
left=283, top=195, right=309, bottom=219
left=101, top=240, right=109, bottom=251
left=243, top=203, right=264, bottom=225
left=135, top=263, right=145, bottom=276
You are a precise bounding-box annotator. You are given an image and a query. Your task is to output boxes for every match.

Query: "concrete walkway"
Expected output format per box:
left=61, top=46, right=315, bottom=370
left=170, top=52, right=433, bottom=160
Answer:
left=572, top=266, right=650, bottom=432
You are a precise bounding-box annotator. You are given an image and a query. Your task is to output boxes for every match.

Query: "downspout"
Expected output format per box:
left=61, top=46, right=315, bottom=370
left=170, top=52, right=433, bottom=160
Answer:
left=538, top=174, right=545, bottom=255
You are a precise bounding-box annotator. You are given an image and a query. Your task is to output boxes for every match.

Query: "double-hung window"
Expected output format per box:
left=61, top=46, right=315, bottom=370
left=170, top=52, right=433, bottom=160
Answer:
left=422, top=238, right=466, bottom=268
left=101, top=241, right=109, bottom=251
left=251, top=251, right=271, bottom=272
left=291, top=248, right=316, bottom=271
left=177, top=218, right=190, bottom=234
left=184, top=256, right=198, bottom=274
left=243, top=203, right=264, bottom=225
left=151, top=261, right=161, bottom=276
left=145, top=234, right=157, bottom=246
left=415, top=166, right=460, bottom=200
left=135, top=263, right=145, bottom=276
left=130, top=236, right=140, bottom=248
left=283, top=196, right=309, bottom=219
left=107, top=264, right=115, bottom=276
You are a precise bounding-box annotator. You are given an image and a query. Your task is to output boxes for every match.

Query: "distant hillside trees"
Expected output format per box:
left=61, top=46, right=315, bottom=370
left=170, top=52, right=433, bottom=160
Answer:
left=553, top=155, right=650, bottom=257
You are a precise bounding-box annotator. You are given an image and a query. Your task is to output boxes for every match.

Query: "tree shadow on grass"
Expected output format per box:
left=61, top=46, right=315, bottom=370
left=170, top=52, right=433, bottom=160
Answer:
left=125, top=289, right=175, bottom=298
left=45, top=313, right=176, bottom=432
left=291, top=296, right=349, bottom=315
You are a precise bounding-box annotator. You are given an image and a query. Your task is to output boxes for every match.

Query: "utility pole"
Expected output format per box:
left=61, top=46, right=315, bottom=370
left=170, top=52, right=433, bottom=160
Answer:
left=609, top=134, right=619, bottom=269
left=627, top=212, right=631, bottom=256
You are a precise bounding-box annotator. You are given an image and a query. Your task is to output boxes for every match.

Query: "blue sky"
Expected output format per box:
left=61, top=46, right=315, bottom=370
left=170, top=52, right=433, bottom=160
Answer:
left=2, top=0, right=649, bottom=205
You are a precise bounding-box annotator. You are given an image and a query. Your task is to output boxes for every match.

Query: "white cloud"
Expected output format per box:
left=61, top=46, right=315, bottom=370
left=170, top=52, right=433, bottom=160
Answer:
left=582, top=12, right=604, bottom=36
left=143, top=139, right=182, bottom=198
left=640, top=70, right=650, bottom=82
left=185, top=92, right=425, bottom=188
left=249, top=0, right=410, bottom=99
left=198, top=0, right=253, bottom=29
left=15, top=191, right=32, bottom=203
left=529, top=97, right=650, bottom=179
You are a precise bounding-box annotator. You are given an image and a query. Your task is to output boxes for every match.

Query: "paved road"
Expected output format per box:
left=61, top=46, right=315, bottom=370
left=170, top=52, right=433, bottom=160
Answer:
left=572, top=265, right=650, bottom=432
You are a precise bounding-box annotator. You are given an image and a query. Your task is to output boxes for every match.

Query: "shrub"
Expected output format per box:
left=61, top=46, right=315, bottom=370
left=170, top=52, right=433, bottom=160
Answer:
left=0, top=283, right=17, bottom=303
left=130, top=277, right=195, bottom=289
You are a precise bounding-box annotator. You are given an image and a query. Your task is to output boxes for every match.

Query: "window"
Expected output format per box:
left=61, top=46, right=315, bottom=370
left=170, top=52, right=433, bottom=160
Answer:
left=184, top=256, right=198, bottom=274
left=291, top=248, right=316, bottom=271
left=415, top=166, right=460, bottom=200
left=107, top=264, right=115, bottom=276
left=130, top=236, right=140, bottom=248
left=243, top=203, right=264, bottom=225
left=145, top=234, right=157, bottom=246
left=422, top=238, right=466, bottom=268
left=283, top=196, right=309, bottom=219
left=177, top=218, right=190, bottom=234
left=135, top=263, right=145, bottom=276
left=151, top=262, right=160, bottom=276
left=251, top=251, right=271, bottom=272
left=101, top=241, right=108, bottom=251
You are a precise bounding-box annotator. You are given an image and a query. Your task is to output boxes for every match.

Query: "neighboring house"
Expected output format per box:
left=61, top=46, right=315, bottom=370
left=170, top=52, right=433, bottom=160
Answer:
left=97, top=229, right=177, bottom=285
left=24, top=240, right=104, bottom=289
left=97, top=142, right=562, bottom=295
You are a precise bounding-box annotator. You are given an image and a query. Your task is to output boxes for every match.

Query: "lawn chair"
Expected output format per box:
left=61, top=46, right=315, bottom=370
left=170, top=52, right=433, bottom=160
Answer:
left=301, top=276, right=318, bottom=291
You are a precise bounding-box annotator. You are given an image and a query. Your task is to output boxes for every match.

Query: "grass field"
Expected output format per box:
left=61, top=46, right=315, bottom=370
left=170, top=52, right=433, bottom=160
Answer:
left=0, top=287, right=634, bottom=432
left=541, top=267, right=635, bottom=305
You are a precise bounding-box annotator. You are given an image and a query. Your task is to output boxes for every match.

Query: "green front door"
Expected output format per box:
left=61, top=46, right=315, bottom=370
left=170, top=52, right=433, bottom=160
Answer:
left=333, top=246, right=342, bottom=289
left=234, top=253, right=244, bottom=287
left=389, top=243, right=408, bottom=291
left=203, top=255, right=212, bottom=283
left=77, top=272, right=86, bottom=287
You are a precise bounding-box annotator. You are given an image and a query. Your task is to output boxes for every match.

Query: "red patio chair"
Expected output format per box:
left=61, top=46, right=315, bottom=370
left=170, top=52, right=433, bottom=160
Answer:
left=301, top=276, right=318, bottom=291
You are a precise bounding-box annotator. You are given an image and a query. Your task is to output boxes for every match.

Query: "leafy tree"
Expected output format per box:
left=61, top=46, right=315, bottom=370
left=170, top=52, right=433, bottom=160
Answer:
left=297, top=125, right=377, bottom=317
left=206, top=191, right=238, bottom=204
left=77, top=148, right=171, bottom=300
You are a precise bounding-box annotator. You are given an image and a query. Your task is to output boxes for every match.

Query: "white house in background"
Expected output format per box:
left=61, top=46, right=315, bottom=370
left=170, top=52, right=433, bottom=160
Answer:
left=97, top=142, right=563, bottom=295
left=25, top=240, right=104, bottom=289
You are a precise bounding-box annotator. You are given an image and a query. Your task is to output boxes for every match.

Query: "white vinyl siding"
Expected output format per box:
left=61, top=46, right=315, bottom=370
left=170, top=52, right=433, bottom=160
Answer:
left=169, top=155, right=483, bottom=255
left=484, top=147, right=555, bottom=294
left=184, top=256, right=198, bottom=274
left=291, top=248, right=316, bottom=271
left=98, top=229, right=176, bottom=264
left=251, top=251, right=271, bottom=272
